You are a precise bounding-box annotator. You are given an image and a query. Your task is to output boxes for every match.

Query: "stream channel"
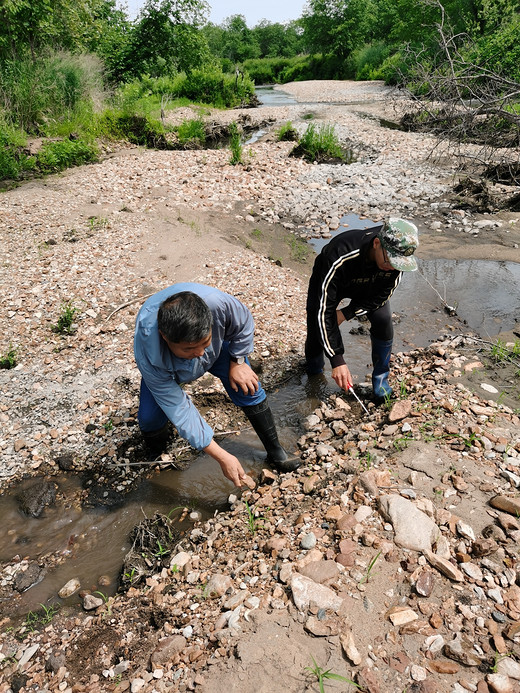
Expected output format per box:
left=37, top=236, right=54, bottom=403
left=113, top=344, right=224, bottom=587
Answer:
left=2, top=87, right=520, bottom=618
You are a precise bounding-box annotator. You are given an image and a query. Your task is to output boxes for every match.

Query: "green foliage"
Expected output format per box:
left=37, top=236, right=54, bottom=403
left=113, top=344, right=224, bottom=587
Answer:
left=173, top=68, right=255, bottom=107
left=305, top=656, right=361, bottom=692
left=228, top=121, right=243, bottom=165
left=23, top=603, right=60, bottom=633
left=0, top=120, right=34, bottom=180
left=176, top=118, right=206, bottom=146
left=96, top=109, right=172, bottom=148
left=350, top=42, right=392, bottom=80
left=51, top=302, right=78, bottom=335
left=37, top=138, right=98, bottom=173
left=0, top=345, right=18, bottom=369
left=292, top=122, right=345, bottom=162
left=277, top=121, right=298, bottom=141
left=474, top=16, right=520, bottom=82
left=0, top=52, right=104, bottom=135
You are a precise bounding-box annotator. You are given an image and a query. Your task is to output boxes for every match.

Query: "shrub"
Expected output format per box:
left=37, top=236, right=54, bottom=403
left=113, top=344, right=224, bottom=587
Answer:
left=36, top=138, right=98, bottom=173
left=0, top=120, right=34, bottom=180
left=0, top=345, right=18, bottom=369
left=96, top=110, right=172, bottom=148
left=277, top=121, right=298, bottom=141
left=172, top=69, right=255, bottom=108
left=176, top=118, right=206, bottom=147
left=351, top=42, right=391, bottom=80
left=228, top=121, right=243, bottom=165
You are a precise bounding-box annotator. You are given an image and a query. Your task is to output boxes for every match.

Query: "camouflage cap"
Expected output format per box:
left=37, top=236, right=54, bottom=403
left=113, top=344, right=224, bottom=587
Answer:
left=379, top=218, right=419, bottom=272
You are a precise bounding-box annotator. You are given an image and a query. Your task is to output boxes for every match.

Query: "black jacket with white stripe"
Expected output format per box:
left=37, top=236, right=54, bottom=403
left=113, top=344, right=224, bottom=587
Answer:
left=306, top=224, right=401, bottom=367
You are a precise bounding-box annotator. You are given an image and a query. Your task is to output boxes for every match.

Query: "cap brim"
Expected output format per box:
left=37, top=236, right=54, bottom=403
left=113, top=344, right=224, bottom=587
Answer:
left=387, top=253, right=417, bottom=272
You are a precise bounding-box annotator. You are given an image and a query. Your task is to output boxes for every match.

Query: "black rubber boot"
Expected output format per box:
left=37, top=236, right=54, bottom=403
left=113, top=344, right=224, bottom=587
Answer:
left=242, top=399, right=300, bottom=472
left=371, top=336, right=393, bottom=402
left=142, top=422, right=170, bottom=456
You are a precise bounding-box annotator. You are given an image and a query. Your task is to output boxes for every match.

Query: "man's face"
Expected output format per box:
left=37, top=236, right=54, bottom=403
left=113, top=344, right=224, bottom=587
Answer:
left=374, top=237, right=395, bottom=272
left=160, top=332, right=212, bottom=359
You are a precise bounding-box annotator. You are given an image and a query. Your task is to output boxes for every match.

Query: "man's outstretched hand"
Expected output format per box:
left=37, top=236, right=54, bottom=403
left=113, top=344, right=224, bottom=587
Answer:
left=204, top=440, right=248, bottom=488
left=331, top=364, right=353, bottom=391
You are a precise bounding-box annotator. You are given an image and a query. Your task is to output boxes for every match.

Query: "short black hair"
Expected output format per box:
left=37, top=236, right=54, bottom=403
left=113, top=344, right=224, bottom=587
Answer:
left=157, top=291, right=212, bottom=343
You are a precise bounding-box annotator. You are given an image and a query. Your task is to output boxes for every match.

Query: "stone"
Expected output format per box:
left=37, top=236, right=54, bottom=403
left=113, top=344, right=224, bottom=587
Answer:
left=339, top=628, right=362, bottom=665
left=290, top=573, right=344, bottom=613
left=379, top=494, right=440, bottom=552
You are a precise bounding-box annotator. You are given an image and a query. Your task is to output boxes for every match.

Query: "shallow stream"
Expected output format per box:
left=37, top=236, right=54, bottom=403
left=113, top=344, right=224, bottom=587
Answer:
left=2, top=89, right=519, bottom=619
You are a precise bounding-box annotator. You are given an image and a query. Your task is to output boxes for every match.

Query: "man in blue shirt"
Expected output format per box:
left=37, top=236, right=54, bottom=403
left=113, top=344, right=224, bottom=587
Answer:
left=134, top=283, right=300, bottom=486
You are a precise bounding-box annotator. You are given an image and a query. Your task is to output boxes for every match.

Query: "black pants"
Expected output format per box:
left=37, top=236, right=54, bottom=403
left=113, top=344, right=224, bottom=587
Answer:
left=305, top=299, right=393, bottom=365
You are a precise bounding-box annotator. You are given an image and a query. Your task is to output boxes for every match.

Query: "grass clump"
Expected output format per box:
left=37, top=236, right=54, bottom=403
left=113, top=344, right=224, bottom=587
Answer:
left=0, top=345, right=18, bottom=369
left=51, top=302, right=78, bottom=335
left=228, top=121, right=243, bottom=165
left=291, top=122, right=347, bottom=163
left=305, top=656, right=360, bottom=692
left=277, top=121, right=298, bottom=141
left=176, top=118, right=206, bottom=148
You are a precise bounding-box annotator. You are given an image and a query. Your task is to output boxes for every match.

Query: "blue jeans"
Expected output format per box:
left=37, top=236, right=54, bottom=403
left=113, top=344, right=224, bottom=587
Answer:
left=138, top=341, right=266, bottom=432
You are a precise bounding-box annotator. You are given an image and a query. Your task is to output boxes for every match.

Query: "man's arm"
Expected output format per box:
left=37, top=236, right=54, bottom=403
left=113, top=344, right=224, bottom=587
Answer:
left=204, top=439, right=247, bottom=487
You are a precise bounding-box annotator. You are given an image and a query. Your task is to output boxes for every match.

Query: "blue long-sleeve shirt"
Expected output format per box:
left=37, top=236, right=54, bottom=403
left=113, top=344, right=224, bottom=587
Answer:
left=134, top=283, right=255, bottom=450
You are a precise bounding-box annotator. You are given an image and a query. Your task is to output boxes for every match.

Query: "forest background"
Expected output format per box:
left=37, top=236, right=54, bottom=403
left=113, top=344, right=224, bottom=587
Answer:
left=0, top=0, right=519, bottom=182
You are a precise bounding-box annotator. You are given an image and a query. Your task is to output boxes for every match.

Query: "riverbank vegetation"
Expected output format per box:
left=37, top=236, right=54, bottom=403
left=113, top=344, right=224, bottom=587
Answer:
left=1, top=0, right=518, bottom=182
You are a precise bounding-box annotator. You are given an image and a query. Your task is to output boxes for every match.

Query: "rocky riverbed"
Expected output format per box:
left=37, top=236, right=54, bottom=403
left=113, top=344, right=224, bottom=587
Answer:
left=1, top=80, right=520, bottom=693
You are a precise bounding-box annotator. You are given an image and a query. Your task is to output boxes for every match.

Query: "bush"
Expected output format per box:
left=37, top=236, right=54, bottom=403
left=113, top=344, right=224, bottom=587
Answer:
left=175, top=118, right=206, bottom=147
left=0, top=120, right=34, bottom=180
left=351, top=43, right=391, bottom=80
left=96, top=109, right=172, bottom=149
left=172, top=69, right=255, bottom=108
left=36, top=138, right=98, bottom=173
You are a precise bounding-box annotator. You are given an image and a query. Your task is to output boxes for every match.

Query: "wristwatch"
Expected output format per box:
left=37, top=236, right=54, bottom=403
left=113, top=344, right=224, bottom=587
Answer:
left=230, top=355, right=246, bottom=365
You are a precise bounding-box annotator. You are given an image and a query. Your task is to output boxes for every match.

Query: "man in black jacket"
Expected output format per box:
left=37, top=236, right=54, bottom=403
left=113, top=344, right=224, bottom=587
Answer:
left=305, top=218, right=419, bottom=401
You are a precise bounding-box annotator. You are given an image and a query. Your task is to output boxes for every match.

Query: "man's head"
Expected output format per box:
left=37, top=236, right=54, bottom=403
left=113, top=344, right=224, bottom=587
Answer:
left=377, top=218, right=419, bottom=272
left=158, top=291, right=212, bottom=359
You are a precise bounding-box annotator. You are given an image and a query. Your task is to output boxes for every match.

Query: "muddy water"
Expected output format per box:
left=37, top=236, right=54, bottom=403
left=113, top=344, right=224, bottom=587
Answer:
left=3, top=93, right=520, bottom=620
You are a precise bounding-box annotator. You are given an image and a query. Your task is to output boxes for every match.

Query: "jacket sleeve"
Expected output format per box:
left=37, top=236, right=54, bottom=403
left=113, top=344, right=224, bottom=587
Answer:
left=342, top=272, right=402, bottom=320
left=315, top=258, right=351, bottom=366
left=134, top=346, right=214, bottom=451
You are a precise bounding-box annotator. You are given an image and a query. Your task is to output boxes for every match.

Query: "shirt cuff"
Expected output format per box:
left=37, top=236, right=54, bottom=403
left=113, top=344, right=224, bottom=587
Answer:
left=330, top=354, right=346, bottom=368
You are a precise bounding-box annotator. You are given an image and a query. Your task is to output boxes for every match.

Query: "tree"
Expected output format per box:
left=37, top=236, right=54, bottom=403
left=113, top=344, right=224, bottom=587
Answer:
left=252, top=20, right=304, bottom=58
left=124, top=0, right=210, bottom=77
left=301, top=0, right=376, bottom=60
left=0, top=0, right=104, bottom=62
left=220, top=15, right=260, bottom=63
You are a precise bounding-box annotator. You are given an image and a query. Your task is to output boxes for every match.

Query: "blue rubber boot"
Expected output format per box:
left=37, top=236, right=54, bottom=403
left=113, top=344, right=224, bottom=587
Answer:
left=371, top=337, right=393, bottom=401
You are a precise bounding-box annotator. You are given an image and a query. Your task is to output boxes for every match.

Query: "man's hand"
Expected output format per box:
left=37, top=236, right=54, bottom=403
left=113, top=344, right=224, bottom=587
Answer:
left=204, top=440, right=247, bottom=488
left=336, top=309, right=346, bottom=326
left=331, top=364, right=353, bottom=391
left=229, top=361, right=259, bottom=395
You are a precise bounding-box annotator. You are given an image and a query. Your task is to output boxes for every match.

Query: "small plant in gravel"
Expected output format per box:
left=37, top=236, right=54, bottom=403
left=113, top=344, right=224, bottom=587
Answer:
left=305, top=656, right=360, bottom=692
left=244, top=499, right=263, bottom=535
left=489, top=649, right=513, bottom=673
left=51, top=302, right=78, bottom=335
left=228, top=121, right=244, bottom=165
left=22, top=603, right=60, bottom=634
left=286, top=234, right=309, bottom=262
left=277, top=121, right=297, bottom=141
left=94, top=590, right=112, bottom=615
left=359, top=550, right=381, bottom=585
left=0, top=344, right=18, bottom=369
